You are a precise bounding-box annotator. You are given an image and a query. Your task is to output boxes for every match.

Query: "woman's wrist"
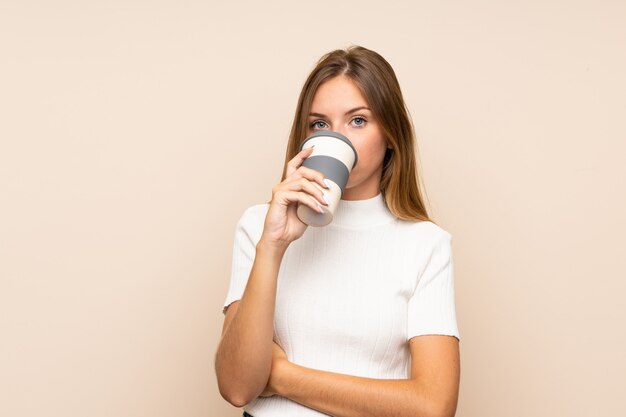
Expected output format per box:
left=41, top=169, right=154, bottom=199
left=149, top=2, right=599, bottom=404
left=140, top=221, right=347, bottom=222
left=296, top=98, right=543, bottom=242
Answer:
left=256, top=237, right=289, bottom=258
left=273, top=359, right=298, bottom=397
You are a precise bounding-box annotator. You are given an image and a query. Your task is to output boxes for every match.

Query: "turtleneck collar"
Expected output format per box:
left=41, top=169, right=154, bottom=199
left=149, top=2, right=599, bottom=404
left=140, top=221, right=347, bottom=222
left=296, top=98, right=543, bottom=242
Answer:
left=330, top=192, right=397, bottom=229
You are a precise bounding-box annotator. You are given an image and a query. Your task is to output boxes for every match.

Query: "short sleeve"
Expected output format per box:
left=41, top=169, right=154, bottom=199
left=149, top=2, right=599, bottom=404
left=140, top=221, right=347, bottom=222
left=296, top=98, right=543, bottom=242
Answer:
left=407, top=232, right=460, bottom=341
left=222, top=206, right=264, bottom=314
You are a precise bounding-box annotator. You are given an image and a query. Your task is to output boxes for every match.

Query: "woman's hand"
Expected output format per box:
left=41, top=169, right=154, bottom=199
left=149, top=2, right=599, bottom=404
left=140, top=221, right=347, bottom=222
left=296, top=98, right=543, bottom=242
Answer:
left=259, top=146, right=329, bottom=249
left=259, top=342, right=290, bottom=398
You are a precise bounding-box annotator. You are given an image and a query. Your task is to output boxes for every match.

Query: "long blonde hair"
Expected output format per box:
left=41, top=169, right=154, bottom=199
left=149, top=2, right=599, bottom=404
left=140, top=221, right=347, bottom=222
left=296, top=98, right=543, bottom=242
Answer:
left=282, top=46, right=433, bottom=223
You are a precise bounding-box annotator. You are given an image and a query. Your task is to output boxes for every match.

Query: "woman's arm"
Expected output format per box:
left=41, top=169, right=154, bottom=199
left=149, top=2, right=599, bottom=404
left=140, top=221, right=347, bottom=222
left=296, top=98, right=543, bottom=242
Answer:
left=215, top=145, right=330, bottom=407
left=215, top=241, right=286, bottom=407
left=266, top=335, right=460, bottom=417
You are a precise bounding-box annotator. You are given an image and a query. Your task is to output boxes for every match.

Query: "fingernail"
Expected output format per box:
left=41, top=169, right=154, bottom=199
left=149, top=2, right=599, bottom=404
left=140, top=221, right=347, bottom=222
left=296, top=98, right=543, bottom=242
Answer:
left=323, top=179, right=331, bottom=189
left=323, top=194, right=330, bottom=205
left=317, top=203, right=324, bottom=214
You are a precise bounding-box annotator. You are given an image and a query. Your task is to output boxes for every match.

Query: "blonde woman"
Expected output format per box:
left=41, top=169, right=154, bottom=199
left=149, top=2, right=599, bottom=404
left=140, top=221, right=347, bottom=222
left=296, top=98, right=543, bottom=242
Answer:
left=216, top=46, right=461, bottom=417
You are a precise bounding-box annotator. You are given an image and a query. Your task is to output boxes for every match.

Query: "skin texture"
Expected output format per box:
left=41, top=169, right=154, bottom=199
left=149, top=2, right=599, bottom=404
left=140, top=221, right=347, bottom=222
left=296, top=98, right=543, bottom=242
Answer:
left=215, top=75, right=460, bottom=417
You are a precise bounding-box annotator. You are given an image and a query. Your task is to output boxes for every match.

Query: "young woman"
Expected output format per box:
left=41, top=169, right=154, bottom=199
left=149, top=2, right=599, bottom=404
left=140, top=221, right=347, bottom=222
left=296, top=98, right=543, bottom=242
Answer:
left=215, top=46, right=461, bottom=417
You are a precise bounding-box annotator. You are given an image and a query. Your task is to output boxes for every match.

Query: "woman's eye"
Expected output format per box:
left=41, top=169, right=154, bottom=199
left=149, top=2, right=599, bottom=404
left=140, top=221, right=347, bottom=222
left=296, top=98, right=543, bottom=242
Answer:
left=352, top=117, right=366, bottom=126
left=311, top=120, right=328, bottom=129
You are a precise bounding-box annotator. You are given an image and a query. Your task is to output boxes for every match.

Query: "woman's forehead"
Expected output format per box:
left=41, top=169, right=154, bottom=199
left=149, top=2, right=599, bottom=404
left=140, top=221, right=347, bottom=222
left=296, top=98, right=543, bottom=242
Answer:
left=310, top=76, right=370, bottom=114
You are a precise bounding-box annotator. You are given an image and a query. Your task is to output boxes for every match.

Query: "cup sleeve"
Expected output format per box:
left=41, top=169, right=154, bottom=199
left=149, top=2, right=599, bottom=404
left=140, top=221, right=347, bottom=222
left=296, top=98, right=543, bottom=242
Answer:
left=407, top=232, right=460, bottom=341
left=222, top=208, right=259, bottom=314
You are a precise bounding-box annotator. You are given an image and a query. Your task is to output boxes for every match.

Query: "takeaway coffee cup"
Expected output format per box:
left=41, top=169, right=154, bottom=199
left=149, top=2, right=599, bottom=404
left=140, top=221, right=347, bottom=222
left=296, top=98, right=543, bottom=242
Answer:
left=296, top=130, right=358, bottom=227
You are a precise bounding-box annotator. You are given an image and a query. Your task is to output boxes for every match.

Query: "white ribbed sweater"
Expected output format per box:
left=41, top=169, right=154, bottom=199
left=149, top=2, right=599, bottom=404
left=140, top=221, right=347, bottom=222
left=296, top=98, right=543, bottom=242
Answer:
left=223, top=193, right=460, bottom=417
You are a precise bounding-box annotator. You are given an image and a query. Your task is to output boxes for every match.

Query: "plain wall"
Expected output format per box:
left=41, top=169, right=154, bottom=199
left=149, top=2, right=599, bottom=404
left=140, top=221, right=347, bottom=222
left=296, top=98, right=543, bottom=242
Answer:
left=1, top=1, right=625, bottom=416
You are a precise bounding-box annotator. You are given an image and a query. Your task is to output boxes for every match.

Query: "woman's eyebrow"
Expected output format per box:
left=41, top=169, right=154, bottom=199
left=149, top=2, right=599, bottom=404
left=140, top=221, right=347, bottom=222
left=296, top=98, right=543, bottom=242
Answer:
left=344, top=106, right=371, bottom=115
left=308, top=106, right=372, bottom=118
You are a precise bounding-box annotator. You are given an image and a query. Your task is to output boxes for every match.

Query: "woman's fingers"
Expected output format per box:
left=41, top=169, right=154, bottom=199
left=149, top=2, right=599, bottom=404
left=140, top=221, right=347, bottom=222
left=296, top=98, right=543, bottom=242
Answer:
left=285, top=146, right=314, bottom=178
left=265, top=145, right=333, bottom=238
left=285, top=146, right=331, bottom=192
left=281, top=177, right=329, bottom=207
left=295, top=166, right=329, bottom=192
left=273, top=189, right=325, bottom=214
left=285, top=166, right=329, bottom=193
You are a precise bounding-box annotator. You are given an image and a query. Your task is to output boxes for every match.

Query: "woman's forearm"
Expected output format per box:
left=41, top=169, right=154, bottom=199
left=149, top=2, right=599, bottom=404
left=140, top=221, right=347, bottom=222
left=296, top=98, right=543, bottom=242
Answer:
left=274, top=362, right=448, bottom=417
left=215, top=240, right=287, bottom=406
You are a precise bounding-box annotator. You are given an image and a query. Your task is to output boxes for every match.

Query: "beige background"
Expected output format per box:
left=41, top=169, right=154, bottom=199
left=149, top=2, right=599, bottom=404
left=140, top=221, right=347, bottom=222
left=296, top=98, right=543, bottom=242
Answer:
left=1, top=1, right=625, bottom=416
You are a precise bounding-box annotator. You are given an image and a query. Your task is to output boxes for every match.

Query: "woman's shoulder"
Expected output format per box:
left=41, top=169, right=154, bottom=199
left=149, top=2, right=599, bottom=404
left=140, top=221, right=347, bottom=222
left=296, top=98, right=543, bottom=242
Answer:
left=397, top=218, right=453, bottom=244
left=240, top=202, right=270, bottom=219
left=235, top=202, right=269, bottom=232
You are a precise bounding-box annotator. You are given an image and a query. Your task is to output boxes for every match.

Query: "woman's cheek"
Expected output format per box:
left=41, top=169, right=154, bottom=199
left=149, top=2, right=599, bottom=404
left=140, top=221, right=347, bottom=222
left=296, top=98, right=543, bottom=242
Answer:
left=346, top=164, right=361, bottom=186
left=347, top=156, right=366, bottom=182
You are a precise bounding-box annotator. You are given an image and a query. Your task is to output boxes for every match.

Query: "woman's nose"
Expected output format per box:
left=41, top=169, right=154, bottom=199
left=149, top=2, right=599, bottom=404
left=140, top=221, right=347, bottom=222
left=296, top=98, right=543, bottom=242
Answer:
left=335, top=125, right=348, bottom=138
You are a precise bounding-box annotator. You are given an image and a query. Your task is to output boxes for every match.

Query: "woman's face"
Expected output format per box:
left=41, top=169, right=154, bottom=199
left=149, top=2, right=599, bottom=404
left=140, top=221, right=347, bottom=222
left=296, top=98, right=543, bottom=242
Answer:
left=307, top=75, right=389, bottom=200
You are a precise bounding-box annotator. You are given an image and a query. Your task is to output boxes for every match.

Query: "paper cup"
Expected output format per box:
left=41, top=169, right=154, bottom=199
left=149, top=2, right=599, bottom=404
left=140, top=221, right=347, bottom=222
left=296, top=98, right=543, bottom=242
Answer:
left=296, top=131, right=358, bottom=226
